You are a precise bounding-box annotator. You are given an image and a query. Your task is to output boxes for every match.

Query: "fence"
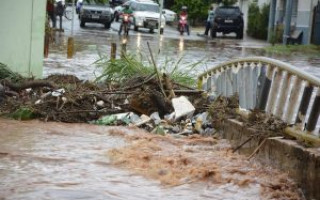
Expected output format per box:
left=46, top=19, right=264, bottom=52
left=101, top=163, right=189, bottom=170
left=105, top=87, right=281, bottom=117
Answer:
left=198, top=57, right=320, bottom=140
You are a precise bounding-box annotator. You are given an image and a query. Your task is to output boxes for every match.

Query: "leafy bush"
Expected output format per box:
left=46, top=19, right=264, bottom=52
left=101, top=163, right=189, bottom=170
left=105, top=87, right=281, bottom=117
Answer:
left=172, top=0, right=209, bottom=24
left=247, top=3, right=270, bottom=40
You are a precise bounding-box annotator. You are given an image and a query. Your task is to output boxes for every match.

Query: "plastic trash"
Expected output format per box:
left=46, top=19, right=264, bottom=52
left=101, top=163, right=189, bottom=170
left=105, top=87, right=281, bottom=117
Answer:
left=150, top=112, right=161, bottom=125
left=52, top=88, right=65, bottom=97
left=172, top=96, right=195, bottom=121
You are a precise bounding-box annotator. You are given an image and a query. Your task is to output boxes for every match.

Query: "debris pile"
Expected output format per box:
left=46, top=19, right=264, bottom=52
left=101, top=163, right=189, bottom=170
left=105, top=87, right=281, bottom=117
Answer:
left=0, top=62, right=217, bottom=136
left=0, top=63, right=287, bottom=136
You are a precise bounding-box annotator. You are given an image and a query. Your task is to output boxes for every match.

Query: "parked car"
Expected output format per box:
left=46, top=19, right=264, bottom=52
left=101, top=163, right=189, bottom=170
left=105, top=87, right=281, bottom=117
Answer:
left=79, top=0, right=114, bottom=29
left=210, top=6, right=244, bottom=39
left=110, top=0, right=127, bottom=7
left=163, top=9, right=176, bottom=24
left=123, top=0, right=165, bottom=34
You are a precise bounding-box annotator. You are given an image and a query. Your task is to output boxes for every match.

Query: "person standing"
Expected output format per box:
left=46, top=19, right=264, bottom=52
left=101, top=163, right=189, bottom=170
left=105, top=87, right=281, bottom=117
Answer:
left=204, top=6, right=215, bottom=36
left=47, top=0, right=56, bottom=28
left=55, top=0, right=65, bottom=30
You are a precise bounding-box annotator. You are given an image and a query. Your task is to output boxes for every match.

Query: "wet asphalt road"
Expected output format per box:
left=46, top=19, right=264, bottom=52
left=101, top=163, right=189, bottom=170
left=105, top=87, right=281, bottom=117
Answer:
left=44, top=7, right=320, bottom=80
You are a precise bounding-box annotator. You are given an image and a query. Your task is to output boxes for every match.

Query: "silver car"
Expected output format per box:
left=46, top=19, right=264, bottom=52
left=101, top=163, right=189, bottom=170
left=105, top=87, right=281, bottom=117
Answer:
left=79, top=0, right=114, bottom=29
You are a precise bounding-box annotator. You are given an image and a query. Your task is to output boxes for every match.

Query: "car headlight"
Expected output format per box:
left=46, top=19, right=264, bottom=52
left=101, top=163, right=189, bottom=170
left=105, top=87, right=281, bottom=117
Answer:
left=137, top=16, right=144, bottom=20
left=102, top=10, right=110, bottom=15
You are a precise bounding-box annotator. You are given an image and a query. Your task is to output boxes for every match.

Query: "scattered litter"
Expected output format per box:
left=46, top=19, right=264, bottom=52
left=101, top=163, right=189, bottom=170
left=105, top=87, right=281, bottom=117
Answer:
left=172, top=96, right=195, bottom=121
left=52, top=88, right=65, bottom=97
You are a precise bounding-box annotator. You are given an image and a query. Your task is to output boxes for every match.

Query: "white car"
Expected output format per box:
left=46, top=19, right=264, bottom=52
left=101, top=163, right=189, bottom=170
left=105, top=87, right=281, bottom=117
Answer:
left=163, top=9, right=176, bottom=23
left=126, top=0, right=166, bottom=34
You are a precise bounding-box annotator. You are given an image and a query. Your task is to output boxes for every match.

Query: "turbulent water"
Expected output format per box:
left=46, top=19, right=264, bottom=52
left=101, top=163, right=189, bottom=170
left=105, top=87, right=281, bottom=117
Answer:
left=0, top=119, right=304, bottom=200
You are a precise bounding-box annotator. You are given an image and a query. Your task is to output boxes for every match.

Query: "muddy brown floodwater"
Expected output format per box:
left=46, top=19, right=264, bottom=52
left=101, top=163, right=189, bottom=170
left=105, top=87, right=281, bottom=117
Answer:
left=0, top=119, right=304, bottom=200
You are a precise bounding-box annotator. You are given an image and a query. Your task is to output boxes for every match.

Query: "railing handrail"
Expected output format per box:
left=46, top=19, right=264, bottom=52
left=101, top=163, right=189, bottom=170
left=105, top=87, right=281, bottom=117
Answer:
left=198, top=56, right=320, bottom=87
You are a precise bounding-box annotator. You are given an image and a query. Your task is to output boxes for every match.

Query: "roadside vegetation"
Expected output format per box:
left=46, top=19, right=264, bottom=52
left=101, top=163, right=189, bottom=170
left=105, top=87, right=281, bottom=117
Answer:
left=171, top=0, right=237, bottom=25
left=264, top=44, right=320, bottom=55
left=247, top=3, right=270, bottom=40
left=95, top=54, right=202, bottom=87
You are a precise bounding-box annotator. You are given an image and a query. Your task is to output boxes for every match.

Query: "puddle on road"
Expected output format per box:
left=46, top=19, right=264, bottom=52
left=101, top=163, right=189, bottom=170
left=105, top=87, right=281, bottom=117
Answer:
left=44, top=32, right=320, bottom=81
left=0, top=119, right=304, bottom=199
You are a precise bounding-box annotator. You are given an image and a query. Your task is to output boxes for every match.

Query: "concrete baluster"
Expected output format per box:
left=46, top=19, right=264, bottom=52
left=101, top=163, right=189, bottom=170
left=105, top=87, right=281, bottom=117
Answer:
left=295, top=82, right=313, bottom=130
left=284, top=77, right=304, bottom=124
left=256, top=64, right=273, bottom=111
left=266, top=67, right=282, bottom=115
left=238, top=63, right=246, bottom=109
left=275, top=72, right=292, bottom=120
left=226, top=67, right=233, bottom=97
left=306, top=89, right=320, bottom=132
left=251, top=62, right=259, bottom=109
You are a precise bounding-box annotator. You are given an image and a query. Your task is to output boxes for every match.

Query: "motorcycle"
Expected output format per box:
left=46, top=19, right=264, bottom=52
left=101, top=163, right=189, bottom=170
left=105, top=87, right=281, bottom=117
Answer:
left=178, top=14, right=189, bottom=35
left=118, top=14, right=131, bottom=36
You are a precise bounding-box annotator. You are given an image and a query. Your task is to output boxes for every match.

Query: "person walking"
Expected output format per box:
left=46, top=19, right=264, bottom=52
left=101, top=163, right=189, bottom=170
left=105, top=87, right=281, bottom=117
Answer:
left=204, top=6, right=215, bottom=36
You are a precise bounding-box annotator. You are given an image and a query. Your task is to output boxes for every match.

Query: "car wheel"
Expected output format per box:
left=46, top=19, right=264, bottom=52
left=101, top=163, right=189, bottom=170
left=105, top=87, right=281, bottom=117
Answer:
left=160, top=28, right=164, bottom=35
left=80, top=20, right=85, bottom=27
left=134, top=25, right=138, bottom=31
left=237, top=29, right=243, bottom=39
left=105, top=22, right=111, bottom=29
left=115, top=12, right=119, bottom=22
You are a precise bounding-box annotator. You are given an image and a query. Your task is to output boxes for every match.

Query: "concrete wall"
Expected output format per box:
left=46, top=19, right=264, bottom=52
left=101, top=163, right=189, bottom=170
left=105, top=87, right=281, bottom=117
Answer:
left=274, top=0, right=317, bottom=44
left=222, top=119, right=320, bottom=200
left=0, top=0, right=46, bottom=78
left=296, top=0, right=313, bottom=44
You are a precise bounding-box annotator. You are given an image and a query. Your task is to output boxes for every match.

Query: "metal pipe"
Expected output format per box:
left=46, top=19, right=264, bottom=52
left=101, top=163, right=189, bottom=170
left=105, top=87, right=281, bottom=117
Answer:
left=306, top=89, right=320, bottom=132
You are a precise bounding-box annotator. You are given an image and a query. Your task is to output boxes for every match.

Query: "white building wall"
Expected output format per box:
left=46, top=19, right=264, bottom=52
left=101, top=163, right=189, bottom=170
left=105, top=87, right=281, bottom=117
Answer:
left=0, top=0, right=46, bottom=78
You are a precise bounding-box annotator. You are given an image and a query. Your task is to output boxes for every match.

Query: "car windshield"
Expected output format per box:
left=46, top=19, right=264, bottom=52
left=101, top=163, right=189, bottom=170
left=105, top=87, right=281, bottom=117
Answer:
left=216, top=7, right=240, bottom=15
left=136, top=3, right=159, bottom=12
left=83, top=0, right=109, bottom=6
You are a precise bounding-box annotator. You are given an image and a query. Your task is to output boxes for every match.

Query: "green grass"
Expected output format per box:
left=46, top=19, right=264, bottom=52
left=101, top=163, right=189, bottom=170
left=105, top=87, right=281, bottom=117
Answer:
left=94, top=53, right=203, bottom=87
left=264, top=44, right=320, bottom=55
left=0, top=63, right=23, bottom=82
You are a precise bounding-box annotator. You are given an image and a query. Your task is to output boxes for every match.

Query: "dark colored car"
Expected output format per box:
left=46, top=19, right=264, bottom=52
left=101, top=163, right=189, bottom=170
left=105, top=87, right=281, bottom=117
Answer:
left=110, top=0, right=127, bottom=7
left=79, top=0, right=114, bottom=29
left=211, top=6, right=244, bottom=39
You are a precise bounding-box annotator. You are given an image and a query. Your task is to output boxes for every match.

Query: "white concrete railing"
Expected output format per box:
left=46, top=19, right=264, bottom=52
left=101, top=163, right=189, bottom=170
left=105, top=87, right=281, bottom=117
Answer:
left=198, top=57, right=320, bottom=137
